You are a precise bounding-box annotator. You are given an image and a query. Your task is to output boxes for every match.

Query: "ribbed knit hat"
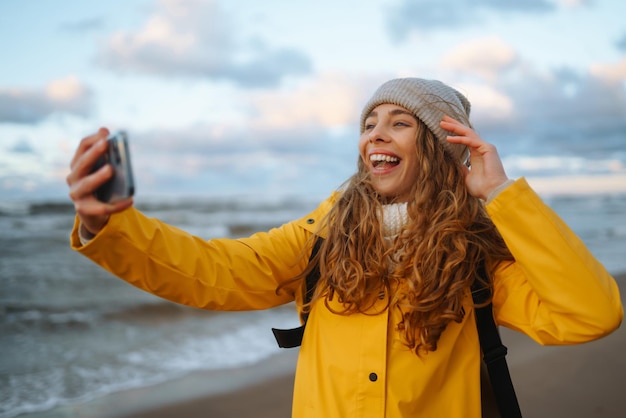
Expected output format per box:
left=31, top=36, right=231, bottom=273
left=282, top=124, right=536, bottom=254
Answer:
left=360, top=78, right=471, bottom=163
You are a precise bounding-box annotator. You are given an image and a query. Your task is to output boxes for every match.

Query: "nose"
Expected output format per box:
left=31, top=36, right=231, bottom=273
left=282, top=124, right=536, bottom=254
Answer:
left=368, top=124, right=391, bottom=143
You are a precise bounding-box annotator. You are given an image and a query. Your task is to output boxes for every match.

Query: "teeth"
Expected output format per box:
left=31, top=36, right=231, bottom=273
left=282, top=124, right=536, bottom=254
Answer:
left=370, top=154, right=399, bottom=163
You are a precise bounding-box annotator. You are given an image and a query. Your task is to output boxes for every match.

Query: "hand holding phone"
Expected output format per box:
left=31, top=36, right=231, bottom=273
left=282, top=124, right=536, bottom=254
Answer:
left=91, top=131, right=135, bottom=203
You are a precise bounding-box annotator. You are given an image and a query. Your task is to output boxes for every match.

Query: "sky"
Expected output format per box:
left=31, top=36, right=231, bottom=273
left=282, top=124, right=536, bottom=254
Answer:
left=1, top=0, right=625, bottom=202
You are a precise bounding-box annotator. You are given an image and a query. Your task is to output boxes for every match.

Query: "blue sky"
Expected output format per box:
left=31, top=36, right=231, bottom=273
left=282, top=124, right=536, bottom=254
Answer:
left=1, top=0, right=625, bottom=202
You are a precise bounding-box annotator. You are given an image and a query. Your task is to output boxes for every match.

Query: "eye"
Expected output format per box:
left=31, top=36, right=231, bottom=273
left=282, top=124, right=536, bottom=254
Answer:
left=364, top=121, right=376, bottom=130
left=394, top=120, right=411, bottom=127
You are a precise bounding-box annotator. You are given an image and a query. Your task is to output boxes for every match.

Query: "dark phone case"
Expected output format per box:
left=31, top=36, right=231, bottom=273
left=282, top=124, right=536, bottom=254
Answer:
left=92, top=132, right=135, bottom=203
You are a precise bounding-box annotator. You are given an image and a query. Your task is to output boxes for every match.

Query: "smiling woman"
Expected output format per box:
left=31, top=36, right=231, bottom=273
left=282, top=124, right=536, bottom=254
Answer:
left=360, top=104, right=421, bottom=200
left=65, top=77, right=622, bottom=418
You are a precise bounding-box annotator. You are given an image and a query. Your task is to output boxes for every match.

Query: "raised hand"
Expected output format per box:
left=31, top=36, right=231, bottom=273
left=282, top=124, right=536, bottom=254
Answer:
left=66, top=128, right=134, bottom=237
left=440, top=115, right=510, bottom=201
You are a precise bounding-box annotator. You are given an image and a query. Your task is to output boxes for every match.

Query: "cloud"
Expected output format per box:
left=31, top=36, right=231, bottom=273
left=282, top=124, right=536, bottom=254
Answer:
left=555, top=0, right=593, bottom=8
left=527, top=173, right=626, bottom=195
left=129, top=73, right=371, bottom=156
left=386, top=0, right=555, bottom=39
left=441, top=37, right=519, bottom=82
left=94, top=56, right=622, bottom=197
left=433, top=36, right=626, bottom=160
left=247, top=74, right=368, bottom=130
left=471, top=69, right=626, bottom=158
left=0, top=76, right=93, bottom=124
left=124, top=122, right=357, bottom=198
left=590, top=59, right=626, bottom=85
left=97, top=0, right=312, bottom=87
left=8, top=138, right=36, bottom=154
left=104, top=74, right=379, bottom=197
left=59, top=17, right=105, bottom=33
left=617, top=32, right=626, bottom=52
left=456, top=83, right=515, bottom=122
left=0, top=148, right=50, bottom=195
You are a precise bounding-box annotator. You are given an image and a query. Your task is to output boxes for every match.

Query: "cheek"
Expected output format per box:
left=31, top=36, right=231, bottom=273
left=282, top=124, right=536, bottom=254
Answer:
left=358, top=135, right=369, bottom=160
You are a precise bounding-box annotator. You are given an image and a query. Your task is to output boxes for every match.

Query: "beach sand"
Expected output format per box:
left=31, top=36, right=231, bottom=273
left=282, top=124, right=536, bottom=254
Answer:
left=27, top=272, right=626, bottom=418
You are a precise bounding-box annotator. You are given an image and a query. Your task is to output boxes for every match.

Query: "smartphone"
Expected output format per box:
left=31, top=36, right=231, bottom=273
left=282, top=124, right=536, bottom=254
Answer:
left=92, top=131, right=135, bottom=203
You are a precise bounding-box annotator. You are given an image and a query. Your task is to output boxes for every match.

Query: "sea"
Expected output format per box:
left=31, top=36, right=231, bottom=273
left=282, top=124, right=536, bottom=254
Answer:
left=1, top=192, right=626, bottom=417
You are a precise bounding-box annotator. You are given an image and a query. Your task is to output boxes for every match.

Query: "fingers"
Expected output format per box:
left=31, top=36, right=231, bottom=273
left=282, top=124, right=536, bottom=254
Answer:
left=69, top=127, right=109, bottom=169
left=440, top=115, right=468, bottom=132
left=74, top=196, right=134, bottom=236
left=66, top=128, right=111, bottom=191
left=440, top=115, right=463, bottom=128
left=66, top=128, right=114, bottom=233
left=439, top=116, right=487, bottom=150
left=73, top=195, right=133, bottom=218
left=67, top=128, right=110, bottom=197
left=68, top=165, right=132, bottom=236
left=67, top=163, right=113, bottom=204
left=440, top=116, right=472, bottom=137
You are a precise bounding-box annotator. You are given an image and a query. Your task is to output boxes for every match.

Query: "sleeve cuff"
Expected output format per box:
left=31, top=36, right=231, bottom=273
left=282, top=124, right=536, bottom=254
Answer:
left=78, top=222, right=96, bottom=246
left=486, top=179, right=515, bottom=204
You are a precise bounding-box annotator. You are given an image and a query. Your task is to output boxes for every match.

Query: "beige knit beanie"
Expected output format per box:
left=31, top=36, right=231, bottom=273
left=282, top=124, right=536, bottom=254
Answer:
left=360, top=78, right=471, bottom=163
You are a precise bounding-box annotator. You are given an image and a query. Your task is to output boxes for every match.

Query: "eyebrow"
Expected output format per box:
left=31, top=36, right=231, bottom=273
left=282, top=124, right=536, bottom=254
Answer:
left=365, top=108, right=414, bottom=119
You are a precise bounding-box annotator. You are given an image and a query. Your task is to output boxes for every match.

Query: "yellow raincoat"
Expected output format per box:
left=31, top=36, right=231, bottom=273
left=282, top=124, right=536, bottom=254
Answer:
left=71, top=178, right=622, bottom=417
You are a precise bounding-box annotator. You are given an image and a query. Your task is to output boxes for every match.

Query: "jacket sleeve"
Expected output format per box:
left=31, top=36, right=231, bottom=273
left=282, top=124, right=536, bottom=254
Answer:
left=69, top=199, right=332, bottom=311
left=487, top=178, right=623, bottom=345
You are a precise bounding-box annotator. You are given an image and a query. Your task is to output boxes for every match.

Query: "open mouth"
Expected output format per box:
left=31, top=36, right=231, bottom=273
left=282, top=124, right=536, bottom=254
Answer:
left=370, top=153, right=400, bottom=169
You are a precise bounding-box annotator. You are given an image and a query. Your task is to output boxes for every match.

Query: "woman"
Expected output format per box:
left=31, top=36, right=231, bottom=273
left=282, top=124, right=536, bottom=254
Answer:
left=67, top=78, right=622, bottom=417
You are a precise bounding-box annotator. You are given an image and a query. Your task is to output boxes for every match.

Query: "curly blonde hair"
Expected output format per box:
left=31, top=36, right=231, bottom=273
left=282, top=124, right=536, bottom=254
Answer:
left=288, top=117, right=512, bottom=356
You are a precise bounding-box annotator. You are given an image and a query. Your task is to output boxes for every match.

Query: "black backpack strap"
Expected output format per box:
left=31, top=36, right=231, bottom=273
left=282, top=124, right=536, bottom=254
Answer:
left=472, top=265, right=523, bottom=418
left=271, top=324, right=305, bottom=349
left=272, top=237, right=323, bottom=348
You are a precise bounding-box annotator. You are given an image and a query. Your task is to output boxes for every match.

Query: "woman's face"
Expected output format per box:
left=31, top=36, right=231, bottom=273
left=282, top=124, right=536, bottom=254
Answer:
left=359, top=103, right=419, bottom=202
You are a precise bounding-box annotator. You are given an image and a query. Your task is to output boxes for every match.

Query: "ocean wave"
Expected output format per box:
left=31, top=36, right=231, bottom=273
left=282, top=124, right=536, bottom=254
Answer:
left=102, top=300, right=220, bottom=324
left=3, top=308, right=98, bottom=326
left=0, top=201, right=31, bottom=216
left=1, top=307, right=101, bottom=335
left=0, top=301, right=217, bottom=329
left=0, top=201, right=75, bottom=217
left=0, top=306, right=300, bottom=418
